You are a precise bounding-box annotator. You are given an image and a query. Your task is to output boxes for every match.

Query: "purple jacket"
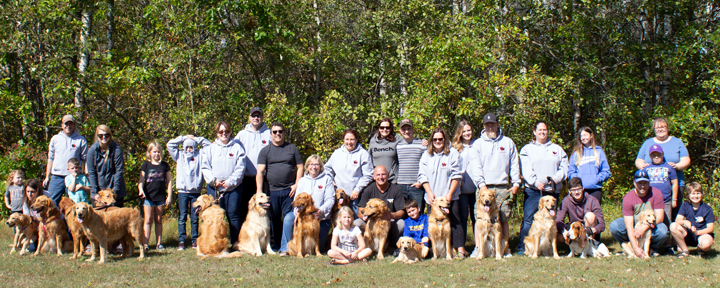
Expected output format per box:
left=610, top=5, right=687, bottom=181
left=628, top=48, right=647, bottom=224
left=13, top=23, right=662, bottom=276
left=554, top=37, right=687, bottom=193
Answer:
left=555, top=192, right=605, bottom=234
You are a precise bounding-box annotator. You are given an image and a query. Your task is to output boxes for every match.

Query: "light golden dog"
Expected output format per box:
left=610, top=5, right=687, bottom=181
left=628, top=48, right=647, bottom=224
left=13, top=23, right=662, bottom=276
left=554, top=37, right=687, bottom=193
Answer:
left=391, top=236, right=424, bottom=264
left=474, top=189, right=505, bottom=260
left=287, top=193, right=322, bottom=258
left=95, top=189, right=117, bottom=208
left=58, top=197, right=87, bottom=259
left=362, top=198, right=391, bottom=259
left=524, top=195, right=559, bottom=259
left=31, top=195, right=72, bottom=256
left=232, top=192, right=275, bottom=256
left=192, top=195, right=241, bottom=259
left=428, top=197, right=453, bottom=260
left=6, top=213, right=38, bottom=255
left=75, top=202, right=145, bottom=263
left=621, top=209, right=656, bottom=259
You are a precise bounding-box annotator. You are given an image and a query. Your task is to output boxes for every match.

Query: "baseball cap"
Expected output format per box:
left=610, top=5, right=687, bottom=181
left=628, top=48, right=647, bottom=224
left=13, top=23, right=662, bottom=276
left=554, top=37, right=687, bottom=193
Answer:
left=483, top=113, right=498, bottom=124
left=61, top=115, right=76, bottom=124
left=399, top=119, right=413, bottom=128
left=634, top=170, right=650, bottom=183
left=249, top=107, right=263, bottom=116
left=649, top=144, right=663, bottom=155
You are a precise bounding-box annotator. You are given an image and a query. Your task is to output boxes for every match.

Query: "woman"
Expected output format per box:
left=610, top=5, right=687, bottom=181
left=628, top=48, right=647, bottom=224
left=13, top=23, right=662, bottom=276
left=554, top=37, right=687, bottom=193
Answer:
left=451, top=121, right=485, bottom=257
left=418, top=127, right=463, bottom=258
left=87, top=125, right=127, bottom=207
left=280, top=155, right=335, bottom=255
left=200, top=121, right=246, bottom=245
left=635, top=118, right=691, bottom=193
left=369, top=118, right=402, bottom=183
left=568, top=127, right=611, bottom=204
left=325, top=129, right=374, bottom=213
left=516, top=121, right=568, bottom=255
left=21, top=179, right=43, bottom=252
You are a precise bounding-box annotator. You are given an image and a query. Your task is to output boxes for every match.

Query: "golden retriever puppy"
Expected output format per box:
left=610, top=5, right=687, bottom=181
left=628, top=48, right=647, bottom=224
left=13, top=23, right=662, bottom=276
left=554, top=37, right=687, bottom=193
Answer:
left=392, top=236, right=424, bottom=264
left=524, top=195, right=559, bottom=259
left=428, top=197, right=453, bottom=260
left=233, top=193, right=275, bottom=256
left=31, top=195, right=71, bottom=256
left=474, top=189, right=505, bottom=260
left=6, top=213, right=38, bottom=255
left=287, top=193, right=322, bottom=258
left=58, top=197, right=88, bottom=259
left=75, top=202, right=145, bottom=264
left=621, top=209, right=656, bottom=259
left=362, top=198, right=391, bottom=259
left=193, top=195, right=242, bottom=259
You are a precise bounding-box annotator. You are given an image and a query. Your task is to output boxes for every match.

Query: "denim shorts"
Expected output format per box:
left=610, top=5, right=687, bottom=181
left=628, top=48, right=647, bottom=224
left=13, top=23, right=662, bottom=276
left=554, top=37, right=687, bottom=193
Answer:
left=143, top=199, right=165, bottom=207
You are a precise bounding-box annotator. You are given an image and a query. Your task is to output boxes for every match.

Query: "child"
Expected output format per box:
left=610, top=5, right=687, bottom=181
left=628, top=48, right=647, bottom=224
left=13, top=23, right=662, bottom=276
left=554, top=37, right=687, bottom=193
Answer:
left=21, top=179, right=43, bottom=252
left=64, top=158, right=90, bottom=204
left=328, top=206, right=373, bottom=264
left=670, top=182, right=715, bottom=258
left=167, top=134, right=211, bottom=250
left=4, top=170, right=24, bottom=214
left=402, top=199, right=429, bottom=258
left=644, top=144, right=678, bottom=252
left=138, top=141, right=173, bottom=251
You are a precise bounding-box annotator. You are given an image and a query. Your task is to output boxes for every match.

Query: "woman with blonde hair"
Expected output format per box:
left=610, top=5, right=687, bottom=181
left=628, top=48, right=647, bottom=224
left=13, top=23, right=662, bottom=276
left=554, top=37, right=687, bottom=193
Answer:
left=568, top=127, right=611, bottom=204
left=138, top=141, right=173, bottom=251
left=87, top=125, right=127, bottom=207
left=451, top=121, right=485, bottom=257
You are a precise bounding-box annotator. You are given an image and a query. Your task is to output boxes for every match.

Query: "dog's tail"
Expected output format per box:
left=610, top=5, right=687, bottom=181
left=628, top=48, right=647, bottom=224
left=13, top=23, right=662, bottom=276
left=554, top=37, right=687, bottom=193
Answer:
left=215, top=251, right=243, bottom=259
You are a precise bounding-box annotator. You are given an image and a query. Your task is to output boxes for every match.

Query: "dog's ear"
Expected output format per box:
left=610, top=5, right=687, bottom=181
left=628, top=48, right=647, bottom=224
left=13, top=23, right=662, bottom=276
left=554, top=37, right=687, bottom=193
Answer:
left=249, top=194, right=257, bottom=210
left=396, top=238, right=403, bottom=248
left=408, top=237, right=417, bottom=246
left=578, top=224, right=587, bottom=248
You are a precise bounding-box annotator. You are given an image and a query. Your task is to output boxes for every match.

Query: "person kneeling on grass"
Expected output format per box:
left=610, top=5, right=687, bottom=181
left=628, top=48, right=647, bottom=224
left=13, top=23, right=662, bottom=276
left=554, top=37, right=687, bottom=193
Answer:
left=670, top=182, right=715, bottom=258
left=328, top=206, right=373, bottom=264
left=402, top=199, right=429, bottom=259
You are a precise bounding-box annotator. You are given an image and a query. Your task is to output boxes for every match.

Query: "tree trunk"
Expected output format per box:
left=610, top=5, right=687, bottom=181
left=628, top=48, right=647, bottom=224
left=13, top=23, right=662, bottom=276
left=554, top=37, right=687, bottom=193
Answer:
left=75, top=7, right=94, bottom=121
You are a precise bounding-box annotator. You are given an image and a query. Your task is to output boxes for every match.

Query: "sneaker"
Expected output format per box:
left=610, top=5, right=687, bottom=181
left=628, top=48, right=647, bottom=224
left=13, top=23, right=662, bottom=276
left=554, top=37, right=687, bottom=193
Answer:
left=143, top=244, right=150, bottom=252
left=503, top=253, right=513, bottom=258
left=469, top=247, right=479, bottom=258
left=191, top=240, right=197, bottom=249
left=664, top=245, right=675, bottom=255
left=84, top=245, right=92, bottom=255
left=516, top=249, right=525, bottom=256
left=156, top=244, right=166, bottom=251
left=650, top=249, right=660, bottom=257
left=178, top=243, right=185, bottom=251
left=392, top=248, right=400, bottom=257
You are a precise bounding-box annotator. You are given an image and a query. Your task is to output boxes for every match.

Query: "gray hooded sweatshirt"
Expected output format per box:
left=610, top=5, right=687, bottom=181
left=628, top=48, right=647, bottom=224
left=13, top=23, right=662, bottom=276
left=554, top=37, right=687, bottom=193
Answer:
left=325, top=144, right=374, bottom=194
left=200, top=139, right=246, bottom=191
left=48, top=130, right=88, bottom=176
left=458, top=144, right=485, bottom=194
left=234, top=123, right=272, bottom=176
left=519, top=140, right=568, bottom=192
left=167, top=136, right=211, bottom=192
left=471, top=129, right=521, bottom=187
left=418, top=147, right=462, bottom=201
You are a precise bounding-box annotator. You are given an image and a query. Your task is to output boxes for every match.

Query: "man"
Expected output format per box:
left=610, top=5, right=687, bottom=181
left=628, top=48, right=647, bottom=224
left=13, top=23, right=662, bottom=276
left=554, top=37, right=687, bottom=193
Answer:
left=256, top=122, right=303, bottom=252
left=44, top=114, right=88, bottom=205
left=354, top=165, right=406, bottom=248
left=609, top=170, right=670, bottom=257
left=235, top=107, right=272, bottom=227
left=471, top=113, right=520, bottom=257
left=396, top=119, right=427, bottom=213
left=556, top=177, right=605, bottom=242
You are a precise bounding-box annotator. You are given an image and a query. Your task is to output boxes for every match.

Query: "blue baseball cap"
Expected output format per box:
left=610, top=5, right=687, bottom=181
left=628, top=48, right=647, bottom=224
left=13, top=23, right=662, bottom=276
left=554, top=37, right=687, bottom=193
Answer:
left=634, top=170, right=649, bottom=183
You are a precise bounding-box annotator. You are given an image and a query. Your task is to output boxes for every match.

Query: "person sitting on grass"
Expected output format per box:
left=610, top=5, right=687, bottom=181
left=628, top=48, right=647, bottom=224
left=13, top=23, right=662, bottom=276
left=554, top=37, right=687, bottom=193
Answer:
left=402, top=198, right=429, bottom=259
left=644, top=144, right=679, bottom=254
left=670, top=182, right=715, bottom=258
left=328, top=206, right=373, bottom=264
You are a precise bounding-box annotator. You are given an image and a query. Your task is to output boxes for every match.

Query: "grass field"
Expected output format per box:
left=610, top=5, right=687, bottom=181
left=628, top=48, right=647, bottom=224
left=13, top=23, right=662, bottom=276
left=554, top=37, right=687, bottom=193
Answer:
left=1, top=202, right=719, bottom=287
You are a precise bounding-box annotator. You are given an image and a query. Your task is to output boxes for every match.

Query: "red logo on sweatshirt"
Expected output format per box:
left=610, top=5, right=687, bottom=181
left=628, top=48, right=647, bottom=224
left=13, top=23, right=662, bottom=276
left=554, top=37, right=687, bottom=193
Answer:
left=318, top=185, right=323, bottom=189
left=191, top=157, right=195, bottom=162
left=353, top=160, right=358, bottom=165
left=229, top=153, right=234, bottom=157
left=262, top=140, right=267, bottom=144
left=72, top=144, right=76, bottom=148
left=552, top=151, right=557, bottom=155
left=442, top=162, right=447, bottom=167
left=500, top=146, right=505, bottom=151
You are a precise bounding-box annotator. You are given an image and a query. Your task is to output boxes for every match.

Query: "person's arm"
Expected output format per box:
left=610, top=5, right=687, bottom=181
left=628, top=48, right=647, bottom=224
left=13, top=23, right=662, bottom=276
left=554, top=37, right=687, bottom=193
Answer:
left=4, top=191, right=11, bottom=210
left=553, top=148, right=569, bottom=183
left=467, top=149, right=486, bottom=190
left=200, top=146, right=216, bottom=188
left=519, top=146, right=542, bottom=190
left=387, top=209, right=406, bottom=220
left=111, top=145, right=125, bottom=196
left=255, top=164, right=266, bottom=194
left=138, top=166, right=146, bottom=198
left=671, top=178, right=679, bottom=208
left=417, top=153, right=433, bottom=204
left=653, top=208, right=665, bottom=228
left=624, top=215, right=646, bottom=258
left=635, top=141, right=649, bottom=170
left=66, top=174, right=77, bottom=193
left=353, top=152, right=375, bottom=197
left=696, top=223, right=714, bottom=236
left=196, top=137, right=212, bottom=147
left=166, top=135, right=184, bottom=162
left=224, top=144, right=246, bottom=190
left=446, top=151, right=462, bottom=201
left=44, top=139, right=55, bottom=187
left=567, top=152, right=579, bottom=179
left=87, top=148, right=99, bottom=200
left=290, top=162, right=303, bottom=198
left=592, top=199, right=606, bottom=234
left=675, top=214, right=690, bottom=227
left=509, top=142, right=521, bottom=194
left=330, top=233, right=349, bottom=257
left=446, top=179, right=459, bottom=202
left=165, top=170, right=173, bottom=206
left=421, top=216, right=429, bottom=244
left=598, top=149, right=612, bottom=183
left=319, top=178, right=336, bottom=219
left=555, top=199, right=568, bottom=234
left=80, top=139, right=89, bottom=174
left=673, top=156, right=691, bottom=171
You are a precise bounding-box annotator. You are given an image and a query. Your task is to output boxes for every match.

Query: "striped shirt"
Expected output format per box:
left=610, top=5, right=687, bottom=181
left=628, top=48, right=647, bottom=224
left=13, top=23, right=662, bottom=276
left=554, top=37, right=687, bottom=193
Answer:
left=396, top=138, right=426, bottom=185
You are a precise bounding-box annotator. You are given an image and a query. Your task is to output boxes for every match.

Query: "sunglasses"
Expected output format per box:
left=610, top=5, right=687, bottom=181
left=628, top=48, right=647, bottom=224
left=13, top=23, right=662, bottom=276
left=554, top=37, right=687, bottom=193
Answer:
left=432, top=138, right=444, bottom=142
left=250, top=114, right=262, bottom=119
left=272, top=130, right=284, bottom=135
left=217, top=130, right=231, bottom=135
left=97, top=133, right=111, bottom=139
left=379, top=126, right=391, bottom=130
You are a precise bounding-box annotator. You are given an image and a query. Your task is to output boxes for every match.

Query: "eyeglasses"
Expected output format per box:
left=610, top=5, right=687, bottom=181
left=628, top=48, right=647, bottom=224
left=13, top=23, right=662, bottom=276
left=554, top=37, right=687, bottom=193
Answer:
left=272, top=130, right=284, bottom=135
left=432, top=138, right=444, bottom=142
left=250, top=114, right=262, bottom=119
left=379, top=126, right=391, bottom=130
left=308, top=163, right=321, bottom=167
left=97, top=133, right=111, bottom=139
left=569, top=188, right=583, bottom=193
left=217, top=130, right=231, bottom=135
left=654, top=126, right=668, bottom=131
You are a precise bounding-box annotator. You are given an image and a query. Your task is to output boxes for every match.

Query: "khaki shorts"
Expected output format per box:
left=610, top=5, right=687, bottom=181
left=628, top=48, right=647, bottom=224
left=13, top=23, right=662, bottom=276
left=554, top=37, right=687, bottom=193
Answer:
left=486, top=185, right=514, bottom=222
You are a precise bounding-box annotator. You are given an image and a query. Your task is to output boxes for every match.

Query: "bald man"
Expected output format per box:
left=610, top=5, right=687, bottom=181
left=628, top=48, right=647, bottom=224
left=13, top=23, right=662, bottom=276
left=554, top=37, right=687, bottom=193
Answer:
left=355, top=165, right=406, bottom=250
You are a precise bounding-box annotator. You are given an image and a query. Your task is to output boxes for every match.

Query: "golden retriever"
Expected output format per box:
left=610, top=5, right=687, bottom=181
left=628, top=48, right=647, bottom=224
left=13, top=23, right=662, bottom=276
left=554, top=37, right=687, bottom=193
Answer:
left=474, top=189, right=505, bottom=260
left=58, top=197, right=87, bottom=259
left=31, top=195, right=72, bottom=256
left=428, top=197, right=453, bottom=260
left=75, top=202, right=145, bottom=263
left=332, top=188, right=352, bottom=226
left=287, top=193, right=322, bottom=258
left=232, top=192, right=275, bottom=256
left=6, top=213, right=38, bottom=255
left=362, top=198, right=391, bottom=259
left=95, top=189, right=117, bottom=208
left=391, top=236, right=424, bottom=264
left=621, top=209, right=656, bottom=259
left=524, top=195, right=559, bottom=259
left=192, top=195, right=242, bottom=259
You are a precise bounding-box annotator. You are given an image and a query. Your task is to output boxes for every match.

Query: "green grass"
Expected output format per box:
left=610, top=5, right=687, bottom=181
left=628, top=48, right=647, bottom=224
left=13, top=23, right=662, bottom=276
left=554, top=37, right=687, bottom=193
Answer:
left=1, top=202, right=719, bottom=287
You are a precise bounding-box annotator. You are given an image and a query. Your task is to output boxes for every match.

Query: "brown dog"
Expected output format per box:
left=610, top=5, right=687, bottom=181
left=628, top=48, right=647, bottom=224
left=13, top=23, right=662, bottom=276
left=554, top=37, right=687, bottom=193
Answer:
left=58, top=197, right=87, bottom=259
left=287, top=193, right=322, bottom=258
left=331, top=188, right=352, bottom=226
left=429, top=197, right=453, bottom=260
left=95, top=189, right=117, bottom=208
left=362, top=198, right=391, bottom=259
left=391, top=236, right=424, bottom=264
left=6, top=213, right=38, bottom=255
left=524, top=195, right=559, bottom=259
left=75, top=202, right=145, bottom=263
left=474, top=189, right=505, bottom=260
left=31, top=195, right=72, bottom=256
left=193, top=195, right=242, bottom=258
left=233, top=193, right=275, bottom=256
left=621, top=209, right=656, bottom=259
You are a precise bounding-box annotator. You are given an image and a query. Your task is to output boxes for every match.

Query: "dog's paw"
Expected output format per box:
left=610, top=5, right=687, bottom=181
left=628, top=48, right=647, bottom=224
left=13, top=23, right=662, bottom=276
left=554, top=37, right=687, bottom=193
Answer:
left=377, top=254, right=384, bottom=260
left=495, top=255, right=502, bottom=260
left=553, top=255, right=561, bottom=259
left=316, top=254, right=323, bottom=258
left=9, top=250, right=15, bottom=254
left=530, top=255, right=538, bottom=259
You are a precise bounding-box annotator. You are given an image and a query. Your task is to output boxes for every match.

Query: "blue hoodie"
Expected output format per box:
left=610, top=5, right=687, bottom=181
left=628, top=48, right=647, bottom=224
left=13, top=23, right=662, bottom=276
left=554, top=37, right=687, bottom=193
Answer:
left=567, top=146, right=611, bottom=190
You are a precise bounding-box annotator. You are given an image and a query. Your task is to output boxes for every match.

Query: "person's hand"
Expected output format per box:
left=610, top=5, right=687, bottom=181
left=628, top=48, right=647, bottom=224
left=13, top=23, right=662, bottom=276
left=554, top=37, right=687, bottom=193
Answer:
left=510, top=186, right=519, bottom=195
left=139, top=190, right=145, bottom=198
left=421, top=139, right=429, bottom=147
left=350, top=190, right=359, bottom=200
left=562, top=230, right=569, bottom=240
left=93, top=194, right=100, bottom=202
left=634, top=224, right=647, bottom=239
left=668, top=162, right=677, bottom=169
left=380, top=211, right=392, bottom=220
left=43, top=177, right=49, bottom=187
left=289, top=184, right=297, bottom=198
left=691, top=226, right=698, bottom=234
left=218, top=181, right=228, bottom=189
left=411, top=182, right=422, bottom=189
left=313, top=210, right=321, bottom=219
left=350, top=251, right=359, bottom=260
left=446, top=194, right=452, bottom=203
left=536, top=181, right=545, bottom=191
left=672, top=200, right=677, bottom=208
left=185, top=135, right=195, bottom=140
left=640, top=162, right=650, bottom=168
left=427, top=193, right=435, bottom=205
left=165, top=197, right=172, bottom=206
left=633, top=246, right=646, bottom=258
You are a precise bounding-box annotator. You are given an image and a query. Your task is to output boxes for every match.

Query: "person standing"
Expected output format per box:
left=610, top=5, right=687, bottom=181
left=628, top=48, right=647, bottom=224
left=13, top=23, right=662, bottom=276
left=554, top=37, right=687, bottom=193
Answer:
left=568, top=127, right=611, bottom=204
left=256, top=122, right=304, bottom=253
left=471, top=113, right=520, bottom=258
left=369, top=118, right=402, bottom=183
left=325, top=129, right=374, bottom=214
left=635, top=118, right=691, bottom=190
left=43, top=115, right=88, bottom=206
left=451, top=120, right=485, bottom=258
left=396, top=119, right=428, bottom=213
left=87, top=125, right=127, bottom=207
left=235, top=107, right=272, bottom=228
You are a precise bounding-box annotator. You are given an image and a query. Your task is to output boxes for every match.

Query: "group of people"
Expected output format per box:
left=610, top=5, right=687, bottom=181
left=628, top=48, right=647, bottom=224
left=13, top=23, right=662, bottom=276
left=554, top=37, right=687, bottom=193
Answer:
left=3, top=109, right=715, bottom=261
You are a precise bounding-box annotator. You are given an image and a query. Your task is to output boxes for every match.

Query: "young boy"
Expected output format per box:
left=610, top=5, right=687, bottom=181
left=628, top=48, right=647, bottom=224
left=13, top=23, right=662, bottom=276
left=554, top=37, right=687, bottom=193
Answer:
left=65, top=158, right=90, bottom=204
left=670, top=182, right=715, bottom=258
left=645, top=145, right=678, bottom=226
left=402, top=199, right=429, bottom=258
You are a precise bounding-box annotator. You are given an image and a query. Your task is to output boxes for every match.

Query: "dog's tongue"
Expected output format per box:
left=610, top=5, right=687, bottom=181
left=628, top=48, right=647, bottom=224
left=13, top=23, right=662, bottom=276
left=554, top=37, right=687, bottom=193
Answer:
left=650, top=224, right=656, bottom=228
left=549, top=210, right=555, bottom=217
left=78, top=218, right=83, bottom=223
left=484, top=206, right=490, bottom=212
left=441, top=207, right=450, bottom=214
left=338, top=198, right=343, bottom=205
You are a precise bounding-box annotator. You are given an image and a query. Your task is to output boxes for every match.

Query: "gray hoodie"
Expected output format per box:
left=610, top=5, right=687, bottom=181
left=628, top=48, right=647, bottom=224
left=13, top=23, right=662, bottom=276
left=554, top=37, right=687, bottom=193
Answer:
left=200, top=139, right=246, bottom=191
left=458, top=144, right=485, bottom=194
left=295, top=172, right=335, bottom=220
left=471, top=129, right=521, bottom=187
left=167, top=136, right=211, bottom=192
left=368, top=134, right=401, bottom=183
left=235, top=123, right=272, bottom=176
left=418, top=147, right=462, bottom=201
left=324, top=144, right=374, bottom=194
left=48, top=130, right=88, bottom=176
left=519, top=140, right=568, bottom=192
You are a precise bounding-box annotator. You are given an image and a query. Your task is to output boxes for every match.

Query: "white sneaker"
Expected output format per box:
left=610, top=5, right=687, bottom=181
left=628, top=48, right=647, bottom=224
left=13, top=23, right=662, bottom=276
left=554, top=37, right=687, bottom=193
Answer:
left=503, top=253, right=513, bottom=258
left=469, top=247, right=479, bottom=258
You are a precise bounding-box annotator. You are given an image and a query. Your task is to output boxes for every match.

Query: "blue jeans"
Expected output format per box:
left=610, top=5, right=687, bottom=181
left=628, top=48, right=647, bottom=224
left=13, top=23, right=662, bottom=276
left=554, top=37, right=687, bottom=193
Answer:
left=270, top=188, right=294, bottom=250
left=48, top=175, right=67, bottom=206
left=280, top=213, right=331, bottom=253
left=177, top=192, right=200, bottom=243
left=207, top=184, right=243, bottom=244
left=459, top=193, right=476, bottom=239
left=399, top=184, right=425, bottom=213
left=609, top=217, right=670, bottom=251
left=143, top=199, right=165, bottom=207
left=517, top=188, right=558, bottom=251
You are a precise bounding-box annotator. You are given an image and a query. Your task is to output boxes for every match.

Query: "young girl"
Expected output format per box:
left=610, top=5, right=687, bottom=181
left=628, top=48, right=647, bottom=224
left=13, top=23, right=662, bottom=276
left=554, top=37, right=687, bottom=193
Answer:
left=670, top=182, right=715, bottom=258
left=21, top=179, right=43, bottom=252
left=567, top=127, right=611, bottom=205
left=138, top=141, right=173, bottom=251
left=328, top=206, right=372, bottom=264
left=4, top=170, right=25, bottom=214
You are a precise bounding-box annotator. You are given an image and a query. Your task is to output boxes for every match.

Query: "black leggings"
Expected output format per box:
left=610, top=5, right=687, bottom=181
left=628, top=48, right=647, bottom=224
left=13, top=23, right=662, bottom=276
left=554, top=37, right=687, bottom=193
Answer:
left=585, top=188, right=602, bottom=205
